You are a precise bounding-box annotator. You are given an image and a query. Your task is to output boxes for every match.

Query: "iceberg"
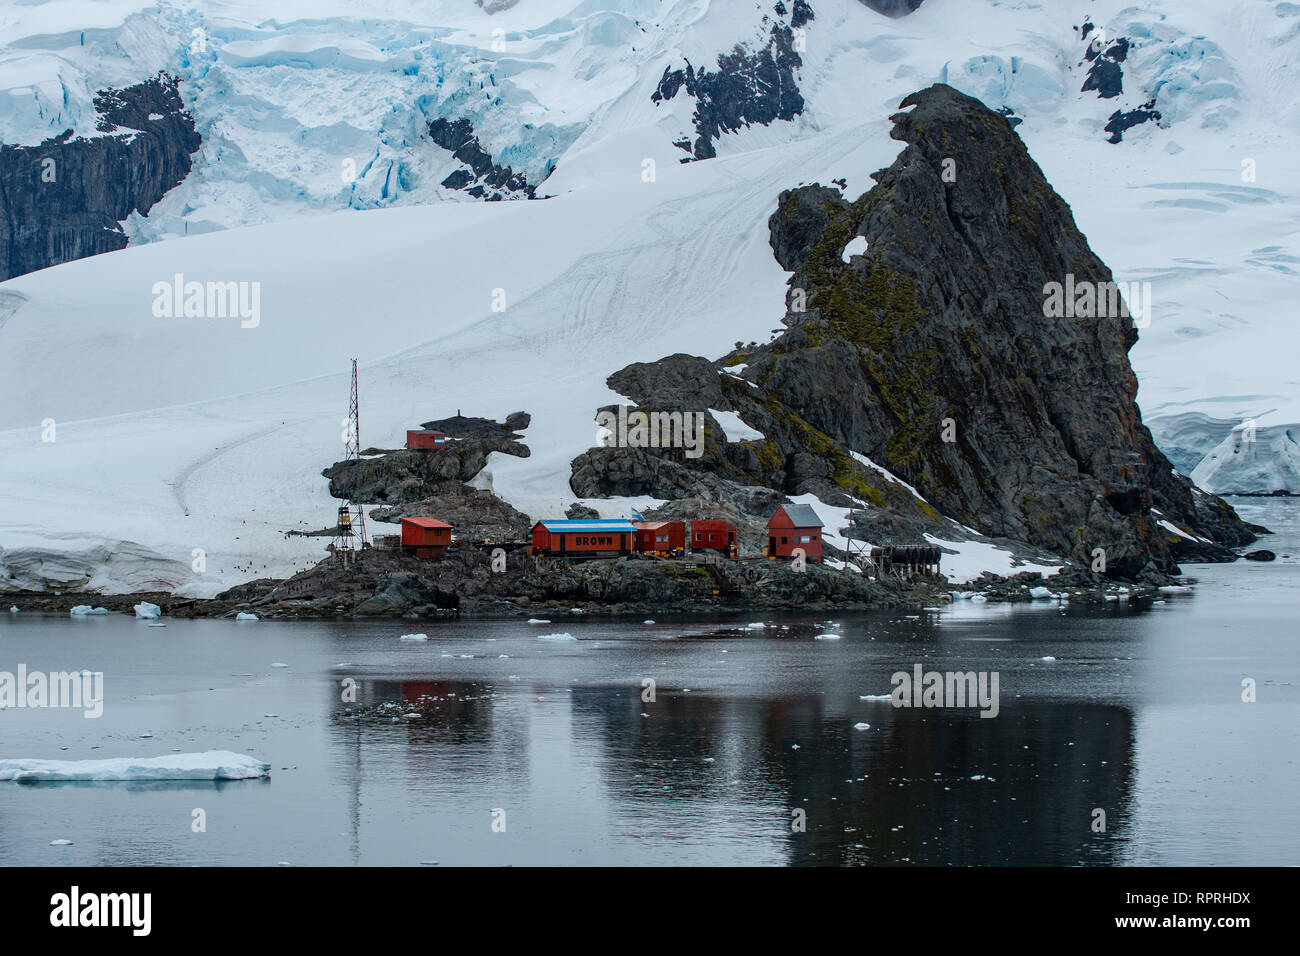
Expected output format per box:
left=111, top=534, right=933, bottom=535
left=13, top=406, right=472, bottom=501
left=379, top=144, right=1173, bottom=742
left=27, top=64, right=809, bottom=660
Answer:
left=536, top=632, right=577, bottom=641
left=134, top=602, right=161, bottom=619
left=0, top=751, right=271, bottom=782
left=235, top=612, right=258, bottom=622
left=399, top=633, right=428, bottom=641
left=69, top=605, right=107, bottom=617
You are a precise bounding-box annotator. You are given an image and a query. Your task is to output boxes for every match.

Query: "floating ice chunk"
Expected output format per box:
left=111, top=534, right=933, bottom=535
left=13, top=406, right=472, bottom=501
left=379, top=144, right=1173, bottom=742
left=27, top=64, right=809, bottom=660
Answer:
left=235, top=612, right=258, bottom=622
left=853, top=722, right=871, bottom=730
left=8, top=606, right=16, bottom=613
left=643, top=619, right=655, bottom=624
left=859, top=694, right=891, bottom=701
left=1028, top=586, right=1053, bottom=600
left=814, top=633, right=841, bottom=640
left=970, top=595, right=988, bottom=604
left=271, top=662, right=288, bottom=668
left=744, top=622, right=766, bottom=630
left=0, top=751, right=271, bottom=782
left=50, top=839, right=74, bottom=846
left=1040, top=656, right=1057, bottom=662
left=537, top=632, right=577, bottom=641
left=399, top=633, right=429, bottom=641
left=134, top=602, right=161, bottom=619
left=69, top=606, right=107, bottom=617
left=527, top=618, right=551, bottom=624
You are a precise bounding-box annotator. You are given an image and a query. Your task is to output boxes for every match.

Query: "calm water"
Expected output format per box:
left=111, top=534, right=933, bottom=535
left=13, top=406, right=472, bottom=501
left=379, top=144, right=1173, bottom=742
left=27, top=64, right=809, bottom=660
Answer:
left=1, top=498, right=1296, bottom=867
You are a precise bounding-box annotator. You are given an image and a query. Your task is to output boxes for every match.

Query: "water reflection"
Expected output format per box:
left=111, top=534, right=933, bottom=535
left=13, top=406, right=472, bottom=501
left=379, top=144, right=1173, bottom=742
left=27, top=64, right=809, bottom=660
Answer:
left=333, top=678, right=1135, bottom=865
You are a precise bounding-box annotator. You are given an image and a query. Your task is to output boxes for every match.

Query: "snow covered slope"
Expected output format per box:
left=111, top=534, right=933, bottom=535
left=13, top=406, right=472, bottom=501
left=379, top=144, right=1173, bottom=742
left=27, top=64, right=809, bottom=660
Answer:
left=1, top=0, right=1297, bottom=592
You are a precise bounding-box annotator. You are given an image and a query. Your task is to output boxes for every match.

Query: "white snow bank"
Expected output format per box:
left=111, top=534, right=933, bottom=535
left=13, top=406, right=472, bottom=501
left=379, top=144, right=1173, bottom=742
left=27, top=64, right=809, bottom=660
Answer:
left=134, top=602, right=161, bottom=619
left=0, top=751, right=271, bottom=782
left=924, top=534, right=1062, bottom=584
left=842, top=236, right=869, bottom=262
left=708, top=409, right=765, bottom=442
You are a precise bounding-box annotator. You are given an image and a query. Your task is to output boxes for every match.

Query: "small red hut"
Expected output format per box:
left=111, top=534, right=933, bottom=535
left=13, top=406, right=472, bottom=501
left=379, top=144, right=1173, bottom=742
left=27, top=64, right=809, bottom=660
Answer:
left=406, top=430, right=448, bottom=450
left=633, top=521, right=686, bottom=554
left=690, top=520, right=737, bottom=557
left=766, top=503, right=823, bottom=562
left=400, top=517, right=452, bottom=558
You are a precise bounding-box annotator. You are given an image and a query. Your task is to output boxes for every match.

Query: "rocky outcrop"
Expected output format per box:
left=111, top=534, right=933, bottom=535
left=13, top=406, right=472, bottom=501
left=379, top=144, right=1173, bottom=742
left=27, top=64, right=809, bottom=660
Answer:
left=572, top=84, right=1258, bottom=579
left=324, top=413, right=530, bottom=504
left=752, top=84, right=1254, bottom=575
left=0, top=72, right=200, bottom=280
left=427, top=117, right=536, bottom=200
left=652, top=6, right=810, bottom=160
left=370, top=481, right=532, bottom=542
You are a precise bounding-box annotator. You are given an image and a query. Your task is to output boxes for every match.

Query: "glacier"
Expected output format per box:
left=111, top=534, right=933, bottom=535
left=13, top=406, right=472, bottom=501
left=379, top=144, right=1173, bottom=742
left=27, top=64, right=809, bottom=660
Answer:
left=0, top=0, right=1297, bottom=594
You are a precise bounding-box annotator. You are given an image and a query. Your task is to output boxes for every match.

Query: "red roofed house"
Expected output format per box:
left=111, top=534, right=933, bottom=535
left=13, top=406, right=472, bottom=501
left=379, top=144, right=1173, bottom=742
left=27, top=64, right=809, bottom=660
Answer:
left=401, top=517, right=452, bottom=558
left=766, top=503, right=823, bottom=562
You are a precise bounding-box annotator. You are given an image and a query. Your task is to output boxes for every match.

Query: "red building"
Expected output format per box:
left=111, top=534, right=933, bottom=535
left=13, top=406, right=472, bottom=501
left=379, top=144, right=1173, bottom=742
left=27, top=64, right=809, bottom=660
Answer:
left=531, top=519, right=636, bottom=556
left=401, top=517, right=452, bottom=558
left=690, top=520, right=737, bottom=557
left=406, top=430, right=448, bottom=450
left=766, top=504, right=823, bottom=562
left=633, top=521, right=686, bottom=554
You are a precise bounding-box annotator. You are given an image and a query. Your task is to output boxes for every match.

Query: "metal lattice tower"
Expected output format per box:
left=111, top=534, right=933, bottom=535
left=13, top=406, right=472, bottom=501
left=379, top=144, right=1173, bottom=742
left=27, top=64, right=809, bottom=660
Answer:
left=345, top=358, right=368, bottom=549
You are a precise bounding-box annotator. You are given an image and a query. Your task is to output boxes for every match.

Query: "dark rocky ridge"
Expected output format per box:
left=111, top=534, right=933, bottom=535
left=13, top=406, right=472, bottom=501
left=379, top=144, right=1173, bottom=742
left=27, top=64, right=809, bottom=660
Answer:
left=427, top=117, right=536, bottom=200
left=652, top=6, right=810, bottom=160
left=574, top=84, right=1259, bottom=579
left=0, top=72, right=200, bottom=280
left=324, top=413, right=530, bottom=507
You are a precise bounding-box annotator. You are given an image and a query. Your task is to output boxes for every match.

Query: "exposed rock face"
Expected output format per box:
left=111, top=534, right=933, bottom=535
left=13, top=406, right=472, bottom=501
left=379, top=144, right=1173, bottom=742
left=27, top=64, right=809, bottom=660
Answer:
left=753, top=83, right=1252, bottom=575
left=573, top=84, right=1257, bottom=579
left=652, top=6, right=810, bottom=160
left=859, top=0, right=925, bottom=17
left=0, top=73, right=200, bottom=280
left=427, top=117, right=536, bottom=199
left=370, top=481, right=532, bottom=543
left=325, top=413, right=530, bottom=505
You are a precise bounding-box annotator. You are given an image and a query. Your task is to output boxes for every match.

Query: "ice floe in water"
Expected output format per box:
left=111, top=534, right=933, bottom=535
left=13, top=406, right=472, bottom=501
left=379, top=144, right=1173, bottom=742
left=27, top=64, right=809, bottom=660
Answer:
left=527, top=618, right=551, bottom=624
left=235, top=612, right=258, bottom=621
left=537, top=633, right=577, bottom=641
left=69, top=606, right=107, bottom=617
left=399, top=633, right=428, bottom=641
left=814, top=633, right=842, bottom=640
left=853, top=722, right=871, bottom=730
left=134, top=602, right=161, bottom=619
left=0, top=751, right=271, bottom=782
left=1028, top=586, right=1054, bottom=599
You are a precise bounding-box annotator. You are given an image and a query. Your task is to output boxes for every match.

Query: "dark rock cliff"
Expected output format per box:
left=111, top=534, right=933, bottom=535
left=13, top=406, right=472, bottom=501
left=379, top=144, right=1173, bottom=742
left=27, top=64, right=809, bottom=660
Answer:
left=755, top=83, right=1252, bottom=574
left=652, top=5, right=810, bottom=160
left=573, top=84, right=1257, bottom=578
left=0, top=72, right=200, bottom=281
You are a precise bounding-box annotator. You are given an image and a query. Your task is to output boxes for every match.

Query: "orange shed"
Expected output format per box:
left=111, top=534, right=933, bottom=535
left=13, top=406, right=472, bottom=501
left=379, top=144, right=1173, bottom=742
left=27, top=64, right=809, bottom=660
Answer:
left=401, top=517, right=452, bottom=558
